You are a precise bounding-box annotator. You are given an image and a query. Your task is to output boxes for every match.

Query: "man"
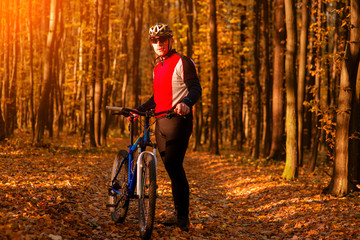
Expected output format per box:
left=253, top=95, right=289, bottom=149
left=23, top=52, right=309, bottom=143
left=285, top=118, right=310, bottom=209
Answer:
left=135, top=23, right=202, bottom=231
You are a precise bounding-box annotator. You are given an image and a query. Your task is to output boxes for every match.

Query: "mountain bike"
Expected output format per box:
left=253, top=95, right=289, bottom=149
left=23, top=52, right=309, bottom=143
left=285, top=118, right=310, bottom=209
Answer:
left=106, top=106, right=176, bottom=240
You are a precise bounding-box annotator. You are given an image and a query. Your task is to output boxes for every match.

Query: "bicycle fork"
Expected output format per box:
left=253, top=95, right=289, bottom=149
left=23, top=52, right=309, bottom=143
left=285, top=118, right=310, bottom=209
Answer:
left=136, top=148, right=157, bottom=198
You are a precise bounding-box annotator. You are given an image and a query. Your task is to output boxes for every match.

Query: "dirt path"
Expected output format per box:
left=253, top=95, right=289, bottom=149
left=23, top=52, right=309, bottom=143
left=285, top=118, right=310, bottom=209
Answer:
left=1, top=133, right=360, bottom=239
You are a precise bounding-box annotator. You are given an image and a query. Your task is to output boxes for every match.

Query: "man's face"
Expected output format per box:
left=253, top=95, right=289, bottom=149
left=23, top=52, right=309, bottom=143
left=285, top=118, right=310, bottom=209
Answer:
left=150, top=36, right=173, bottom=56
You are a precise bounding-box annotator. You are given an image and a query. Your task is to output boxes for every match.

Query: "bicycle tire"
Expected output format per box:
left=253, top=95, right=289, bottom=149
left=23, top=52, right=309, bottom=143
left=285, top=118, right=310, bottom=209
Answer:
left=138, top=152, right=157, bottom=240
left=109, top=150, right=130, bottom=223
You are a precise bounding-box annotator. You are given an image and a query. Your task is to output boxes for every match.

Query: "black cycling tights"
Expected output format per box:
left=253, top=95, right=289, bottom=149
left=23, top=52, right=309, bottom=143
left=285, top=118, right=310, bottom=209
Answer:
left=155, top=116, right=192, bottom=218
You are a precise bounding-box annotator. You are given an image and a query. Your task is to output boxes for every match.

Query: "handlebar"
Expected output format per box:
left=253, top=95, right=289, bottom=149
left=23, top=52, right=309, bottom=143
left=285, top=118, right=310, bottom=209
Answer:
left=106, top=106, right=178, bottom=119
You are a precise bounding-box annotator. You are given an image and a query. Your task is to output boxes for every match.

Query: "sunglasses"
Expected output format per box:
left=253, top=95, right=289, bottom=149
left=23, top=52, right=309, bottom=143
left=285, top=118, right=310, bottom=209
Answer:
left=150, top=36, right=169, bottom=44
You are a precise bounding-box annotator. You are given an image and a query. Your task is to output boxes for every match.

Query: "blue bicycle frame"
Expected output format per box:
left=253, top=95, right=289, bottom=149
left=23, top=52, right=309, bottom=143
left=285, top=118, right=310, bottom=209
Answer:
left=111, top=115, right=154, bottom=199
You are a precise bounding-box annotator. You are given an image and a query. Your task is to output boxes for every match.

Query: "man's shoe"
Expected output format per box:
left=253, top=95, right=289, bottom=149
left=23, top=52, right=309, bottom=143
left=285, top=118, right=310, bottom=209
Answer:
left=162, top=215, right=177, bottom=226
left=177, top=216, right=190, bottom=232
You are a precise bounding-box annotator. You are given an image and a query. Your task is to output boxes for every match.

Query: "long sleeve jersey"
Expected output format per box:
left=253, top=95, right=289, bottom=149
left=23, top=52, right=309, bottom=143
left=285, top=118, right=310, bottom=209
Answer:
left=138, top=49, right=202, bottom=116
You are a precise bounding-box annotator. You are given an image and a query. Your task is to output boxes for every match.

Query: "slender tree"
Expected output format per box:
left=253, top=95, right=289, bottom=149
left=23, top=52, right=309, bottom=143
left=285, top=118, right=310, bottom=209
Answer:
left=262, top=0, right=271, bottom=156
left=308, top=0, right=322, bottom=172
left=34, top=0, right=58, bottom=145
left=130, top=0, right=144, bottom=135
left=28, top=0, right=35, bottom=138
left=90, top=0, right=99, bottom=147
left=118, top=0, right=131, bottom=134
left=252, top=0, right=261, bottom=158
left=4, top=0, right=11, bottom=138
left=349, top=0, right=360, bottom=185
left=184, top=0, right=194, bottom=58
left=100, top=0, right=111, bottom=145
left=297, top=0, right=311, bottom=166
left=53, top=1, right=65, bottom=136
left=268, top=0, right=285, bottom=160
left=324, top=0, right=360, bottom=196
left=0, top=0, right=6, bottom=140
left=8, top=0, right=20, bottom=136
left=192, top=0, right=203, bottom=151
left=237, top=3, right=246, bottom=151
left=94, top=0, right=105, bottom=146
left=79, top=0, right=90, bottom=144
left=209, top=0, right=219, bottom=155
left=282, top=0, right=298, bottom=180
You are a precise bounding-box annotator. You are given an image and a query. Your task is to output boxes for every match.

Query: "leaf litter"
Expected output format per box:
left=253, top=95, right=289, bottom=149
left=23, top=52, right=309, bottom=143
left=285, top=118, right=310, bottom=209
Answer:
left=1, top=132, right=359, bottom=239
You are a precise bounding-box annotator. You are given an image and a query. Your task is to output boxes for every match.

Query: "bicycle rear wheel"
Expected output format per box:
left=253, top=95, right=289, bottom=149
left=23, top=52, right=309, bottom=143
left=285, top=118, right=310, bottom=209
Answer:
left=108, top=150, right=130, bottom=223
left=138, top=152, right=157, bottom=240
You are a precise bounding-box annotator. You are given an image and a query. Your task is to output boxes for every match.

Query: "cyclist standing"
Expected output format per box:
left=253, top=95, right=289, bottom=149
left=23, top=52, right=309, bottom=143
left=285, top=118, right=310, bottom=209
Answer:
left=135, top=23, right=202, bottom=232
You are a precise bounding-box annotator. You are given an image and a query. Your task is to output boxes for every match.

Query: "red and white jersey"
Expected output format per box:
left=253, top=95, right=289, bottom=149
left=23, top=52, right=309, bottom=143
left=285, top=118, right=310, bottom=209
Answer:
left=153, top=50, right=199, bottom=115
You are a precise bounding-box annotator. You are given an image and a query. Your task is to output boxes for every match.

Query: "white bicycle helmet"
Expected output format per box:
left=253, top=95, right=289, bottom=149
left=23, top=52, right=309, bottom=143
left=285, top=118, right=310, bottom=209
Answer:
left=149, top=23, right=173, bottom=38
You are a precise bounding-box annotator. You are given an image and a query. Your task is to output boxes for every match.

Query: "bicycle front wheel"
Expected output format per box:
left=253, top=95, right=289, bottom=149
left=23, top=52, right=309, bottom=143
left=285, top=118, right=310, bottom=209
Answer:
left=138, top=152, right=157, bottom=240
left=109, top=150, right=129, bottom=223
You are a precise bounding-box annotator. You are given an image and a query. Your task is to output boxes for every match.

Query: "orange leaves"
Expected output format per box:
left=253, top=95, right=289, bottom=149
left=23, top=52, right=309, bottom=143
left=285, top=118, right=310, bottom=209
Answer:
left=1, top=132, right=360, bottom=239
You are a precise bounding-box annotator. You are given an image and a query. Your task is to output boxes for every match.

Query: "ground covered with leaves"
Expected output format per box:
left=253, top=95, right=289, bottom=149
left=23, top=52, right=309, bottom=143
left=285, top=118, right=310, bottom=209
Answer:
left=1, top=131, right=360, bottom=239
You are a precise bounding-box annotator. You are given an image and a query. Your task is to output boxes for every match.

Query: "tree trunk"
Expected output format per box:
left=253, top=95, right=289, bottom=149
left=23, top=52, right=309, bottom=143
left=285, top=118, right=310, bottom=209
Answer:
left=100, top=0, right=110, bottom=146
left=324, top=46, right=357, bottom=196
left=90, top=0, right=99, bottom=147
left=117, top=0, right=131, bottom=135
left=80, top=34, right=88, bottom=144
left=0, top=107, right=4, bottom=140
left=8, top=0, right=20, bottom=136
left=3, top=0, right=11, bottom=137
left=28, top=0, right=35, bottom=138
left=209, top=0, right=219, bottom=155
left=56, top=5, right=65, bottom=135
left=297, top=0, right=310, bottom=167
left=237, top=4, right=246, bottom=151
left=262, top=0, right=271, bottom=156
left=268, top=0, right=285, bottom=160
left=0, top=0, right=5, bottom=139
left=94, top=0, right=105, bottom=146
left=192, top=0, right=203, bottom=151
left=252, top=0, right=261, bottom=159
left=193, top=99, right=203, bottom=151
left=308, top=0, right=322, bottom=172
left=34, top=0, right=58, bottom=145
left=324, top=0, right=360, bottom=196
left=350, top=64, right=360, bottom=184
left=130, top=0, right=144, bottom=135
left=0, top=0, right=8, bottom=140
left=349, top=0, right=360, bottom=185
left=282, top=0, right=298, bottom=180
left=184, top=0, right=194, bottom=59
left=79, top=2, right=90, bottom=144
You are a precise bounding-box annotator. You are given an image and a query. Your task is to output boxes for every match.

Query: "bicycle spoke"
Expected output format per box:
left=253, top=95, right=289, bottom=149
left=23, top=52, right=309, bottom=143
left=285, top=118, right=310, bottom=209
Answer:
left=108, top=150, right=130, bottom=223
left=138, top=153, right=156, bottom=240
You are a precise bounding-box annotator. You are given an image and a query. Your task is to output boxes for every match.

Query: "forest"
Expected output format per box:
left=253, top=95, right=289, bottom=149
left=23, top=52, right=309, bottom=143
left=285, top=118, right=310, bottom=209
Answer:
left=1, top=0, right=360, bottom=203
left=2, top=0, right=360, bottom=238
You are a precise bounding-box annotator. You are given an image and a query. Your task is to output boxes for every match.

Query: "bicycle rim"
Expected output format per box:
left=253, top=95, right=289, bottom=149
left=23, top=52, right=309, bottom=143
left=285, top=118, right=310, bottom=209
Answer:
left=138, top=152, right=157, bottom=240
left=109, top=150, right=129, bottom=223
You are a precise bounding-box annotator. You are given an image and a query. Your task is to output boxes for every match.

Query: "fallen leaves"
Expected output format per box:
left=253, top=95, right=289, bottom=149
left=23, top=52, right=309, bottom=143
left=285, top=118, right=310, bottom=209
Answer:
left=1, top=132, right=360, bottom=239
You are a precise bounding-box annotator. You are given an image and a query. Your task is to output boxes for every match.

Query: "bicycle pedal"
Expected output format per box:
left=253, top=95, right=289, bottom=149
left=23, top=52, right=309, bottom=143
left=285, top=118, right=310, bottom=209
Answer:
left=106, top=203, right=116, bottom=208
left=113, top=182, right=122, bottom=190
left=108, top=188, right=117, bottom=196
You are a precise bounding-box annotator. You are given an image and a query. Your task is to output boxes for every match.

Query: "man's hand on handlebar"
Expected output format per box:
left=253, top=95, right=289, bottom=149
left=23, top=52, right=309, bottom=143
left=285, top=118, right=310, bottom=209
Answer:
left=174, top=103, right=190, bottom=116
left=127, top=113, right=139, bottom=122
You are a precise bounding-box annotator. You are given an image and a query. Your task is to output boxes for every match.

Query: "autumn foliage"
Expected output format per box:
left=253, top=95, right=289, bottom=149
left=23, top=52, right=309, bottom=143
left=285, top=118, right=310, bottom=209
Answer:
left=1, top=132, right=359, bottom=239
